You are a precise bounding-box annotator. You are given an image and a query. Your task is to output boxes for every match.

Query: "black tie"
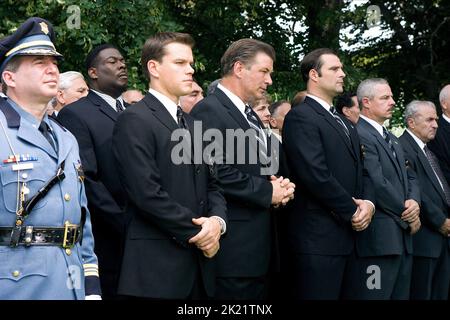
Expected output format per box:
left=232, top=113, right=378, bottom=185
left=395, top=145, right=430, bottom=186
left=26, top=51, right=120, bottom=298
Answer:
left=424, top=145, right=450, bottom=206
left=244, top=104, right=268, bottom=162
left=329, top=106, right=350, bottom=139
left=116, top=99, right=124, bottom=113
left=382, top=127, right=397, bottom=158
left=177, top=106, right=188, bottom=130
left=39, top=121, right=56, bottom=151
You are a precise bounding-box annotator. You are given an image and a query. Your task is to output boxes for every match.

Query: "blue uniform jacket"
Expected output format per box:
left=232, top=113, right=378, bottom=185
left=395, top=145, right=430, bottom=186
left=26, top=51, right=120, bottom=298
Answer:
left=0, top=98, right=100, bottom=299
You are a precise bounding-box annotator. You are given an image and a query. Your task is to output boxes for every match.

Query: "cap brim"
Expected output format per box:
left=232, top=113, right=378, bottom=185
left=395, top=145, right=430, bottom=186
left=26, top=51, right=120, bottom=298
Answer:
left=16, top=47, right=63, bottom=59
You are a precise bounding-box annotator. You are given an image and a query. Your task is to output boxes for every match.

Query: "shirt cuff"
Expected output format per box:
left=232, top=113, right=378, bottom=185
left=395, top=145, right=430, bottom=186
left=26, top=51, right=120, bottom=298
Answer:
left=211, top=216, right=227, bottom=235
left=352, top=200, right=375, bottom=216
left=365, top=200, right=375, bottom=213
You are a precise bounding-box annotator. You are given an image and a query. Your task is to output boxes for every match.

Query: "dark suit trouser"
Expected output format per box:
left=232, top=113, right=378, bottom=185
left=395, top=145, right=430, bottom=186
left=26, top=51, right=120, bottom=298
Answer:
left=343, top=251, right=412, bottom=300
left=215, top=276, right=269, bottom=300
left=411, top=242, right=450, bottom=300
left=99, top=270, right=120, bottom=300
left=290, top=253, right=349, bottom=300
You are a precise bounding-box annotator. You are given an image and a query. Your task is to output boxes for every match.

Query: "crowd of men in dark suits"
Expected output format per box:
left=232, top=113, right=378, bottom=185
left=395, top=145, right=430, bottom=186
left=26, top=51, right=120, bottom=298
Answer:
left=1, top=17, right=449, bottom=300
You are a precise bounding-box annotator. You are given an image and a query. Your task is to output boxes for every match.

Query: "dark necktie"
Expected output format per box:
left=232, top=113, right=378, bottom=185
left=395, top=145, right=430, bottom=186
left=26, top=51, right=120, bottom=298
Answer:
left=424, top=145, right=450, bottom=206
left=39, top=121, right=56, bottom=151
left=244, top=104, right=268, bottom=162
left=176, top=106, right=188, bottom=130
left=382, top=127, right=397, bottom=159
left=329, top=106, right=350, bottom=139
left=116, top=99, right=124, bottom=113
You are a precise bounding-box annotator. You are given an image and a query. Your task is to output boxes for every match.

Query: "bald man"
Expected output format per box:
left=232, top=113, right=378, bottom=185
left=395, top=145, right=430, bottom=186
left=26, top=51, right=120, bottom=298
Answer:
left=428, top=85, right=450, bottom=184
left=122, top=89, right=144, bottom=104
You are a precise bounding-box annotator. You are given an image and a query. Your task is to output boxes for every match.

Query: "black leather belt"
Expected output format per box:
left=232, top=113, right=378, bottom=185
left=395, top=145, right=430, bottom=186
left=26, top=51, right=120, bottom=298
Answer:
left=0, top=223, right=81, bottom=248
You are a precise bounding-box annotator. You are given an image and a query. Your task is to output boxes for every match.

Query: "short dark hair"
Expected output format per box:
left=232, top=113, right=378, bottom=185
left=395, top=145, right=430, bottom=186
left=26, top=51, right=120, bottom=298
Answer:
left=335, top=91, right=356, bottom=114
left=220, top=38, right=275, bottom=77
left=300, top=48, right=337, bottom=83
left=269, top=100, right=289, bottom=116
left=141, top=32, right=195, bottom=81
left=85, top=43, right=118, bottom=71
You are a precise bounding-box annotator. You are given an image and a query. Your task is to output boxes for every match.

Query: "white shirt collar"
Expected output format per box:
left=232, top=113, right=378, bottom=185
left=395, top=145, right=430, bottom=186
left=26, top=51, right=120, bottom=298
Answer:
left=405, top=129, right=426, bottom=154
left=306, top=94, right=332, bottom=114
left=148, top=88, right=179, bottom=123
left=216, top=83, right=267, bottom=145
left=442, top=114, right=450, bottom=124
left=91, top=89, right=124, bottom=112
left=217, top=83, right=247, bottom=118
left=360, top=114, right=385, bottom=137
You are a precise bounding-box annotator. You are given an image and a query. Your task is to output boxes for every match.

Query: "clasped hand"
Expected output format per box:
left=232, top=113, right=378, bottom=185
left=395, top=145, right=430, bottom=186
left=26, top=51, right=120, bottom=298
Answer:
left=271, top=175, right=295, bottom=207
left=188, top=217, right=222, bottom=258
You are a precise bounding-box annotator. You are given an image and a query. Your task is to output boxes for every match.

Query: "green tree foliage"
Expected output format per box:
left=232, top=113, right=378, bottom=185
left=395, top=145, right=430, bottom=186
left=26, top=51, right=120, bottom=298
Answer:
left=345, top=0, right=450, bottom=126
left=0, top=0, right=179, bottom=90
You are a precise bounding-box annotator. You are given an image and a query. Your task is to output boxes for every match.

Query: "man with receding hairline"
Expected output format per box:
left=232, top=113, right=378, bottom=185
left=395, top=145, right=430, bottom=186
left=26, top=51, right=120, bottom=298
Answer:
left=399, top=100, right=450, bottom=300
left=344, top=78, right=420, bottom=300
left=428, top=84, right=450, bottom=184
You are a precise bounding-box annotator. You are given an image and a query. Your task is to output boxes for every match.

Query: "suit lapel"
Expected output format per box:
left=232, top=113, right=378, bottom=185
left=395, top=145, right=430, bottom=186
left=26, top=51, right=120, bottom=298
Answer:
left=403, top=132, right=447, bottom=201
left=214, top=89, right=251, bottom=130
left=442, top=117, right=450, bottom=134
left=88, top=91, right=119, bottom=122
left=392, top=135, right=407, bottom=189
left=142, top=93, right=179, bottom=132
left=360, top=118, right=403, bottom=180
left=213, top=88, right=267, bottom=161
left=17, top=120, right=58, bottom=159
left=305, top=97, right=356, bottom=159
left=48, top=120, right=73, bottom=166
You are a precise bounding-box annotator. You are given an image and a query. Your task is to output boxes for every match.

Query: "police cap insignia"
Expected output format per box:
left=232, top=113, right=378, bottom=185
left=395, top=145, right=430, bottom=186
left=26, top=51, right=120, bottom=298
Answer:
left=39, top=22, right=49, bottom=35
left=0, top=17, right=63, bottom=72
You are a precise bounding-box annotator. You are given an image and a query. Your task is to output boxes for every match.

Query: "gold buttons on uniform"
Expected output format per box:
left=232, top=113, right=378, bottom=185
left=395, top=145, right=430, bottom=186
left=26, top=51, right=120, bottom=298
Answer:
left=12, top=270, right=20, bottom=277
left=64, top=193, right=71, bottom=201
left=21, top=173, right=28, bottom=179
left=65, top=248, right=72, bottom=255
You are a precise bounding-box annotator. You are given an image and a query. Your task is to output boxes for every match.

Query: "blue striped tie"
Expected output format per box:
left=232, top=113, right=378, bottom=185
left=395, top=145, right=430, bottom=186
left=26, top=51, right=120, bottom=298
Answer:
left=330, top=106, right=350, bottom=139
left=116, top=99, right=124, bottom=113
left=244, top=105, right=268, bottom=162
left=424, top=145, right=450, bottom=206
left=382, top=127, right=397, bottom=158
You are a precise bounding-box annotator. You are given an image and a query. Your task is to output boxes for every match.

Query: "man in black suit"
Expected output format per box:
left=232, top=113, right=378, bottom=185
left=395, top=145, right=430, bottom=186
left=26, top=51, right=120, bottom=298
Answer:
left=57, top=44, right=129, bottom=299
left=344, top=78, right=421, bottom=299
left=112, top=32, right=227, bottom=299
left=399, top=100, right=450, bottom=299
left=191, top=38, right=295, bottom=300
left=282, top=48, right=375, bottom=299
left=428, top=84, right=450, bottom=300
left=428, top=85, right=450, bottom=183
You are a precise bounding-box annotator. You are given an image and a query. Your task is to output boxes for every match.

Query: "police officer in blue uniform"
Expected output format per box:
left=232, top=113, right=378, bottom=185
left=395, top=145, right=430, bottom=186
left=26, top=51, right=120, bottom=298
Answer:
left=0, top=17, right=101, bottom=299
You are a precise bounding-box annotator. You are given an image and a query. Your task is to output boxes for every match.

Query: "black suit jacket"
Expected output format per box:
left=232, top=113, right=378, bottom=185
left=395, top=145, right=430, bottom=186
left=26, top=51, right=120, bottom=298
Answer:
left=428, top=117, right=450, bottom=184
left=57, top=90, right=127, bottom=295
left=282, top=96, right=373, bottom=255
left=112, top=92, right=227, bottom=298
left=355, top=118, right=420, bottom=256
left=400, top=131, right=450, bottom=257
left=190, top=87, right=274, bottom=278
